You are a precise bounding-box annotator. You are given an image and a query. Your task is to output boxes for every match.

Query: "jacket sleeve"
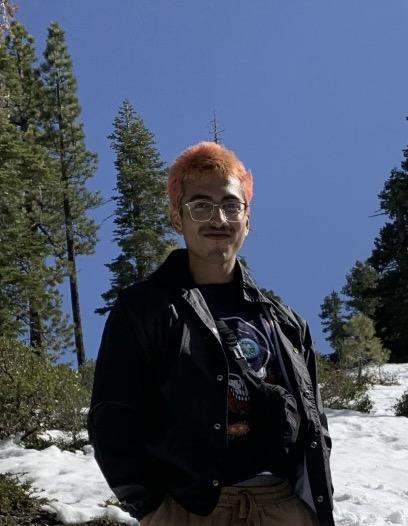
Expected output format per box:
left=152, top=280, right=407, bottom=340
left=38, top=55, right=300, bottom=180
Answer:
left=87, top=293, right=164, bottom=520
left=302, top=321, right=332, bottom=459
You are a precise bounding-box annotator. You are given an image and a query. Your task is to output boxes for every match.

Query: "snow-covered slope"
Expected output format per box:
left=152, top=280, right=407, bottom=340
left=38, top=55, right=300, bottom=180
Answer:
left=331, top=364, right=408, bottom=525
left=1, top=363, right=407, bottom=525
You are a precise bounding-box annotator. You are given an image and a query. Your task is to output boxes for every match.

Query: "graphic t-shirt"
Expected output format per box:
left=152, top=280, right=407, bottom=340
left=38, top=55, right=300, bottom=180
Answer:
left=197, top=280, right=287, bottom=485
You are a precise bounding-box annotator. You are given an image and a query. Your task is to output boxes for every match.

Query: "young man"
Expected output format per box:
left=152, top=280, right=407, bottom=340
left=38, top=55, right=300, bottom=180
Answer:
left=88, top=142, right=335, bottom=526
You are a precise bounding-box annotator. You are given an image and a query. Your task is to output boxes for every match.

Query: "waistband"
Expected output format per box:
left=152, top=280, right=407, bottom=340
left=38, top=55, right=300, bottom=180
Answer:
left=233, top=474, right=286, bottom=487
left=218, top=479, right=292, bottom=506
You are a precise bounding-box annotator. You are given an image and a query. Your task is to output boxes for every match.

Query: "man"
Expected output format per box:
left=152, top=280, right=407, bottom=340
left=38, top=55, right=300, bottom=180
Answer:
left=88, top=142, right=335, bottom=526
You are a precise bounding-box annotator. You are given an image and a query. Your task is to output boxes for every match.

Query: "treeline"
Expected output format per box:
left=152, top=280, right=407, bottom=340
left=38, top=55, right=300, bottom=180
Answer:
left=319, top=141, right=408, bottom=364
left=0, top=20, right=175, bottom=368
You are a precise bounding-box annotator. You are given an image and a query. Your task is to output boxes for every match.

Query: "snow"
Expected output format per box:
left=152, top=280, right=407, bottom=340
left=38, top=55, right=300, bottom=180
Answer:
left=330, top=364, right=408, bottom=525
left=1, top=363, right=407, bottom=525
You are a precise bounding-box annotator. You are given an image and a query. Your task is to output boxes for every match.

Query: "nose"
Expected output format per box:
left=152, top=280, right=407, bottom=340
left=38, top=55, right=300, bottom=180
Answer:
left=210, top=205, right=228, bottom=225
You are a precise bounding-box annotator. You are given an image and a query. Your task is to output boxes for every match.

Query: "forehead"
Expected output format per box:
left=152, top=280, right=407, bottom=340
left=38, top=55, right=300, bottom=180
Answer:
left=182, top=173, right=244, bottom=202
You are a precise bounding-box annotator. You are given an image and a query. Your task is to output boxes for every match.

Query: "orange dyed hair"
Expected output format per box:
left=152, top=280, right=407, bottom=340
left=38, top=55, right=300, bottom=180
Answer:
left=167, top=141, right=253, bottom=213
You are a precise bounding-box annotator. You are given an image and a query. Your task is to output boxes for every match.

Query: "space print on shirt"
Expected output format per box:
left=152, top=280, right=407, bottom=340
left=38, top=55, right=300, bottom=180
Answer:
left=221, top=316, right=274, bottom=442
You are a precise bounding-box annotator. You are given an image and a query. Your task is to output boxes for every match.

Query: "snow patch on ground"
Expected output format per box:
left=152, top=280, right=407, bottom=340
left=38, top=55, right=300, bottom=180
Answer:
left=0, top=440, right=137, bottom=524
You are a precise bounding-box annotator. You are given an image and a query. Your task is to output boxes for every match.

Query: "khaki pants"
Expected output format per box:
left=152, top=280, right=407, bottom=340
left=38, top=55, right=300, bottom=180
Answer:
left=140, top=480, right=318, bottom=526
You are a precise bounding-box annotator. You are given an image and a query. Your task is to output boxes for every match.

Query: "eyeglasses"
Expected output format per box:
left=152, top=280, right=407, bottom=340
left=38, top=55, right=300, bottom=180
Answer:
left=183, top=199, right=247, bottom=222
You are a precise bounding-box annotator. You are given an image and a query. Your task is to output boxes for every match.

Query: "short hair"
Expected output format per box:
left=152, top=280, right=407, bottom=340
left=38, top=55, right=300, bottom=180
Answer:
left=167, top=141, right=253, bottom=213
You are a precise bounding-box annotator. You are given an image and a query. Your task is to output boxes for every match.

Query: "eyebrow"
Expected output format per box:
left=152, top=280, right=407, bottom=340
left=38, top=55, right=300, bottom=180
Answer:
left=187, top=193, right=241, bottom=202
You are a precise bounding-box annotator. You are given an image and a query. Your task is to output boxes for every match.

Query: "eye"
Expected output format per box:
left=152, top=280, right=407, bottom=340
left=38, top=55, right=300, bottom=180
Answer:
left=223, top=202, right=241, bottom=213
left=191, top=200, right=212, bottom=211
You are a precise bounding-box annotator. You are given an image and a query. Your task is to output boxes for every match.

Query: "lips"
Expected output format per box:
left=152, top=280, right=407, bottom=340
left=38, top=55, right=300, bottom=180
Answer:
left=202, top=231, right=231, bottom=239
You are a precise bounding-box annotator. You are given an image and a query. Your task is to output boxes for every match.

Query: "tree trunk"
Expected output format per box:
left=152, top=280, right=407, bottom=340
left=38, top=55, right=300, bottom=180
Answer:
left=29, top=299, right=44, bottom=349
left=55, top=82, right=86, bottom=368
left=358, top=360, right=362, bottom=381
left=63, top=193, right=85, bottom=367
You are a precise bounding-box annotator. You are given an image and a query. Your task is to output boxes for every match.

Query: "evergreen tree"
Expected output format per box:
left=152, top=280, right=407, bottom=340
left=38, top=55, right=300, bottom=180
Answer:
left=0, top=0, right=16, bottom=41
left=319, top=291, right=345, bottom=362
left=3, top=22, right=42, bottom=132
left=341, top=260, right=379, bottom=318
left=40, top=22, right=101, bottom=366
left=340, top=314, right=390, bottom=379
left=96, top=100, right=177, bottom=314
left=369, top=142, right=408, bottom=362
left=210, top=111, right=224, bottom=144
left=0, top=22, right=71, bottom=355
left=0, top=101, right=26, bottom=339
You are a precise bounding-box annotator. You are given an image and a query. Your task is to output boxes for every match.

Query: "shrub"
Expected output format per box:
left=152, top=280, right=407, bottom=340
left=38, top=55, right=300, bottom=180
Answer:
left=79, top=358, right=96, bottom=394
left=373, top=370, right=399, bottom=386
left=0, top=337, right=90, bottom=449
left=0, top=337, right=58, bottom=441
left=0, top=472, right=60, bottom=525
left=317, top=353, right=373, bottom=412
left=50, top=364, right=90, bottom=449
left=0, top=472, right=46, bottom=515
left=394, top=390, right=408, bottom=417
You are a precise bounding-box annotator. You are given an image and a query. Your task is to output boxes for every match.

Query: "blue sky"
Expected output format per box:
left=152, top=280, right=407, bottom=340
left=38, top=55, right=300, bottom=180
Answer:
left=17, top=0, right=408, bottom=361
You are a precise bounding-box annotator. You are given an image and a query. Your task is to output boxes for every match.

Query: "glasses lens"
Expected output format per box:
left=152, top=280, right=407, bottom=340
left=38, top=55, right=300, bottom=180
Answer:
left=189, top=200, right=213, bottom=221
left=222, top=202, right=244, bottom=220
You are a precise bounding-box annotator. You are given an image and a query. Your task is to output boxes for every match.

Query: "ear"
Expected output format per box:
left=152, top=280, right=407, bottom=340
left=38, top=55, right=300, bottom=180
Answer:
left=171, top=208, right=183, bottom=234
left=245, top=212, right=250, bottom=235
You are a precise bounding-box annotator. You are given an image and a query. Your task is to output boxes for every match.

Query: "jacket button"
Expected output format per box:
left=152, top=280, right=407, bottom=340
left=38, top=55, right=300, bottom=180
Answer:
left=293, top=347, right=299, bottom=354
left=310, top=441, right=318, bottom=448
left=212, top=479, right=220, bottom=487
left=317, top=495, right=324, bottom=503
left=216, top=375, right=224, bottom=382
left=213, top=423, right=221, bottom=430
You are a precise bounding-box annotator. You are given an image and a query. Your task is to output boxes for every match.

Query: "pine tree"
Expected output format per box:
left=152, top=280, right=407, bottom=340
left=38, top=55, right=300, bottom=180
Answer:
left=0, top=101, right=26, bottom=339
left=369, top=140, right=408, bottom=362
left=0, top=0, right=16, bottom=41
left=0, top=22, right=71, bottom=355
left=340, top=314, right=390, bottom=380
left=341, top=260, right=379, bottom=318
left=40, top=22, right=101, bottom=366
left=3, top=22, right=42, bottom=131
left=96, top=99, right=177, bottom=314
left=210, top=111, right=224, bottom=144
left=319, top=291, right=345, bottom=362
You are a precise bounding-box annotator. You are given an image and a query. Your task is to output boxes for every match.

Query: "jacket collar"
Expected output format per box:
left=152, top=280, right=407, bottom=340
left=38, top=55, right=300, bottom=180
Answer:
left=149, top=248, right=270, bottom=304
left=149, top=248, right=299, bottom=329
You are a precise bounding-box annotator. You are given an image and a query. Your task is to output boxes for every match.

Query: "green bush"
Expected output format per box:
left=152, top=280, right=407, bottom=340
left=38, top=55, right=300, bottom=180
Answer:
left=0, top=473, right=46, bottom=515
left=0, top=472, right=58, bottom=525
left=317, top=353, right=374, bottom=412
left=79, top=358, right=96, bottom=394
left=0, top=473, right=125, bottom=525
left=374, top=370, right=399, bottom=386
left=50, top=364, right=90, bottom=449
left=394, top=390, right=408, bottom=417
left=0, top=337, right=90, bottom=449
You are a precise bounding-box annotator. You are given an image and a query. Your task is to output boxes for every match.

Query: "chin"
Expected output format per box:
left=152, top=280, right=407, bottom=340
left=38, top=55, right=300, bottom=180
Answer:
left=206, top=247, right=233, bottom=261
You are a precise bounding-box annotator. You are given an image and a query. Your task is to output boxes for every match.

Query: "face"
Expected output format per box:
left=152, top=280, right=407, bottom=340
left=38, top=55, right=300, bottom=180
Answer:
left=172, top=173, right=250, bottom=269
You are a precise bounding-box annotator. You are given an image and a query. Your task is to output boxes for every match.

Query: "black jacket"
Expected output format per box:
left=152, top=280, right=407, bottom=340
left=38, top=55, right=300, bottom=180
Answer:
left=88, top=249, right=335, bottom=526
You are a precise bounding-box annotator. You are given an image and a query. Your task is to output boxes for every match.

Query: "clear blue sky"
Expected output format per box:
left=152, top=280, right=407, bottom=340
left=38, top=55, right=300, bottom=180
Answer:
left=17, top=0, right=408, bottom=361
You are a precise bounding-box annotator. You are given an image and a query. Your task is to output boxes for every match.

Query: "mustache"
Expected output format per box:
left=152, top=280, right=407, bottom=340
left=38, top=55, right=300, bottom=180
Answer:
left=200, top=226, right=231, bottom=234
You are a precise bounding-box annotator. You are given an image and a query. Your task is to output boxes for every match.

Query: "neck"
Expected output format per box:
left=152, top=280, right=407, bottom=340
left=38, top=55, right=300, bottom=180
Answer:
left=188, top=252, right=236, bottom=285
